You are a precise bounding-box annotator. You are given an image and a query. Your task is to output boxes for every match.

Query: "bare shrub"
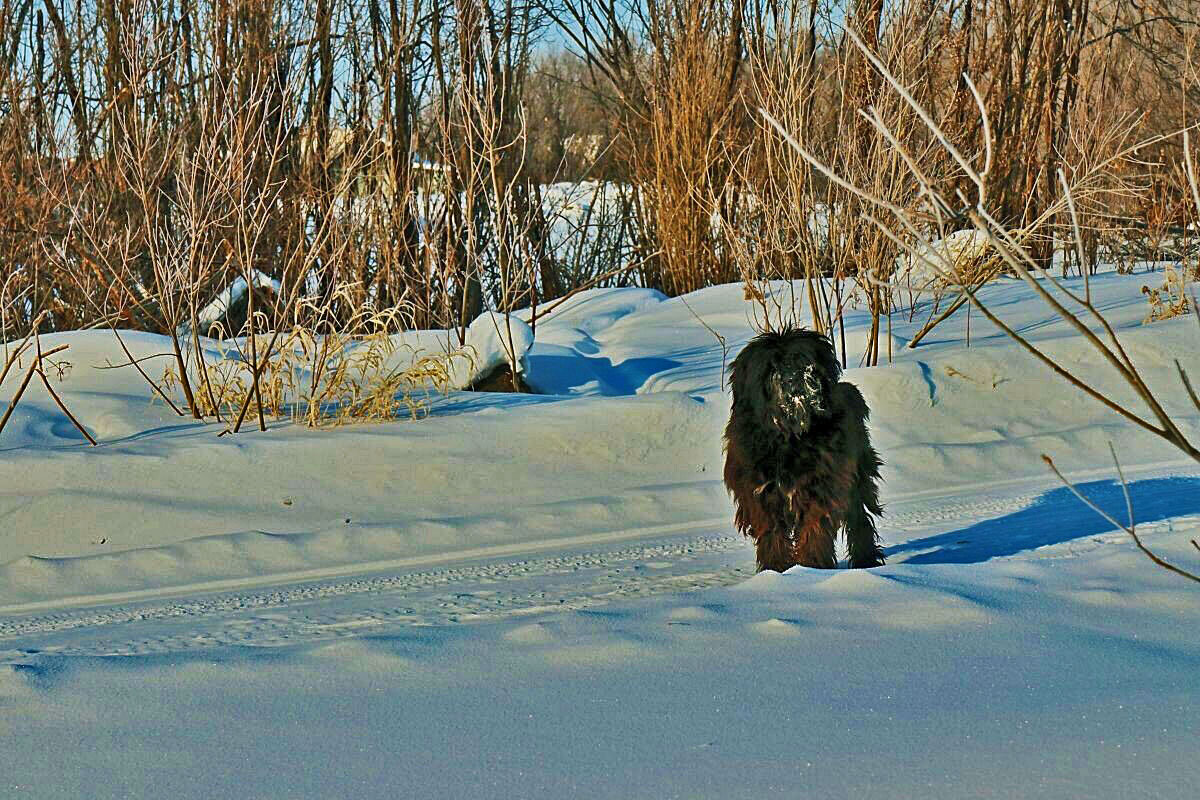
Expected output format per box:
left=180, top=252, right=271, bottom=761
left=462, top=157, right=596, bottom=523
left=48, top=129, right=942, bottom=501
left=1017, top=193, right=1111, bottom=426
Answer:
left=766, top=25, right=1200, bottom=579
left=560, top=0, right=748, bottom=296
left=735, top=2, right=960, bottom=365
left=7, top=0, right=1200, bottom=374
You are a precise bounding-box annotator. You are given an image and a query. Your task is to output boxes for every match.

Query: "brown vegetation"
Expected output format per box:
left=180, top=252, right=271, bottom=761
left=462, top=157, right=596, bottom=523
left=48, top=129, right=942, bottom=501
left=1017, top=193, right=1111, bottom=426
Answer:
left=1, top=0, right=1198, bottom=369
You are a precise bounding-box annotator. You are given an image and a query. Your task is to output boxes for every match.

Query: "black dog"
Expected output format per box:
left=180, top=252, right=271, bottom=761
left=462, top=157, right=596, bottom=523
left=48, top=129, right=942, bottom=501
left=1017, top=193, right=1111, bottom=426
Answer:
left=723, top=327, right=885, bottom=571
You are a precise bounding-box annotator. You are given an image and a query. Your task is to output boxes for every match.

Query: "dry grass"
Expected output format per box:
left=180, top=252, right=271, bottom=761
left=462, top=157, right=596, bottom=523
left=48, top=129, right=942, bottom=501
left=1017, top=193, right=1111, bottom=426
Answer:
left=1141, top=266, right=1192, bottom=323
left=163, top=286, right=471, bottom=429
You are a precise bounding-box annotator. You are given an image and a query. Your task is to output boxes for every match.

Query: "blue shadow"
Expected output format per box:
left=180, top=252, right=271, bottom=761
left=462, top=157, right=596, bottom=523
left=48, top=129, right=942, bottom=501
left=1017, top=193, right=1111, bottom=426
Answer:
left=888, top=477, right=1200, bottom=564
left=526, top=354, right=681, bottom=396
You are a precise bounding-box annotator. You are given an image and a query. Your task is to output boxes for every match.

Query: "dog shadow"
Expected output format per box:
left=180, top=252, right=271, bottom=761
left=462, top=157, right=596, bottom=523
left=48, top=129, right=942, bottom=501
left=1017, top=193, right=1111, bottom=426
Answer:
left=887, top=476, right=1200, bottom=564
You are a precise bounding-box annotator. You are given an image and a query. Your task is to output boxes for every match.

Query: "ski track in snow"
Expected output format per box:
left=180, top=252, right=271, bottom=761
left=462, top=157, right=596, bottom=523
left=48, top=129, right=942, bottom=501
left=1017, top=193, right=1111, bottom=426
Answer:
left=0, top=487, right=1059, bottom=660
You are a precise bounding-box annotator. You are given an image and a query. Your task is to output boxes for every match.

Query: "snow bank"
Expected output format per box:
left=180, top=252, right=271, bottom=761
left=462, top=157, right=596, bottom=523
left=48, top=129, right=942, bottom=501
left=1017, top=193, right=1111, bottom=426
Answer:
left=3, top=271, right=1197, bottom=604
left=382, top=311, right=534, bottom=390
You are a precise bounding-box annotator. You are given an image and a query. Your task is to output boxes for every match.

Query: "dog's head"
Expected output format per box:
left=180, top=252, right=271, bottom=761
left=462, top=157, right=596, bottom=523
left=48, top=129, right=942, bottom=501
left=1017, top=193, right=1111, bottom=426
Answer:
left=730, top=327, right=840, bottom=438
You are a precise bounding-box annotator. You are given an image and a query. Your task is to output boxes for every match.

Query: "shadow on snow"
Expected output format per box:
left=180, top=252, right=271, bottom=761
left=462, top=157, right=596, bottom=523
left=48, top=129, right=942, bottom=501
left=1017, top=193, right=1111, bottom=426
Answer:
left=887, top=476, right=1200, bottom=564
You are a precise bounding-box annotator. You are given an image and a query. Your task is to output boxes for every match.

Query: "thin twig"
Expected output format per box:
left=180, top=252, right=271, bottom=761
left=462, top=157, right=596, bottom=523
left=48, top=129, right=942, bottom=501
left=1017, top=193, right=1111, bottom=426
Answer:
left=1178, top=360, right=1200, bottom=414
left=679, top=294, right=729, bottom=390
left=36, top=368, right=97, bottom=445
left=0, top=358, right=41, bottom=436
left=1059, top=169, right=1090, bottom=302
left=0, top=340, right=33, bottom=388
left=108, top=326, right=186, bottom=416
left=963, top=73, right=992, bottom=180
left=94, top=352, right=178, bottom=369
left=1184, top=131, right=1200, bottom=225
left=0, top=310, right=49, bottom=387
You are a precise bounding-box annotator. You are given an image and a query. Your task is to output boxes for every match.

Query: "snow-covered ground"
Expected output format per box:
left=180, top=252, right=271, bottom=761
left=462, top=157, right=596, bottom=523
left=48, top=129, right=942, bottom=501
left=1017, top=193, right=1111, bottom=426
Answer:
left=2, top=270, right=1199, bottom=798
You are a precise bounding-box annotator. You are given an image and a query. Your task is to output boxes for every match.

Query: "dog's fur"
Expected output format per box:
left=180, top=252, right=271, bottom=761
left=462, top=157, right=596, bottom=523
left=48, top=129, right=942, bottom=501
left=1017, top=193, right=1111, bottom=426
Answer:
left=723, top=327, right=885, bottom=571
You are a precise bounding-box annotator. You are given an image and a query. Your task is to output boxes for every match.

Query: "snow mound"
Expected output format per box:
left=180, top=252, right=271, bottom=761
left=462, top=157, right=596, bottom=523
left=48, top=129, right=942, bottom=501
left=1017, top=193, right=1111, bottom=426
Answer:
left=451, top=312, right=534, bottom=389
left=387, top=311, right=534, bottom=391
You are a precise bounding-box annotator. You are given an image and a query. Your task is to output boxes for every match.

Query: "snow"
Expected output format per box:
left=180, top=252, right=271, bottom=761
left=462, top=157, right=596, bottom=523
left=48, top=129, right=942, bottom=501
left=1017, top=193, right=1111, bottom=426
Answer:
left=455, top=310, right=534, bottom=387
left=384, top=310, right=534, bottom=390
left=2, top=268, right=1200, bottom=798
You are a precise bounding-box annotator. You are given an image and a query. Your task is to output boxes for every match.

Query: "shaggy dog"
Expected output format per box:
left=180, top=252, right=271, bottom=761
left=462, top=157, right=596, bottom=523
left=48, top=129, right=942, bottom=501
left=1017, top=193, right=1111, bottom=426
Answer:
left=723, top=327, right=885, bottom=571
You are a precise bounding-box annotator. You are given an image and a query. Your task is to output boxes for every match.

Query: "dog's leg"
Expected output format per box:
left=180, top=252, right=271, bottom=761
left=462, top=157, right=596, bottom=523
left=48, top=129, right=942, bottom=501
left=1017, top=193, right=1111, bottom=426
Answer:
left=747, top=487, right=797, bottom=572
left=754, top=515, right=796, bottom=573
left=830, top=382, right=886, bottom=568
left=726, top=438, right=798, bottom=572
left=844, top=448, right=886, bottom=568
left=792, top=505, right=837, bottom=569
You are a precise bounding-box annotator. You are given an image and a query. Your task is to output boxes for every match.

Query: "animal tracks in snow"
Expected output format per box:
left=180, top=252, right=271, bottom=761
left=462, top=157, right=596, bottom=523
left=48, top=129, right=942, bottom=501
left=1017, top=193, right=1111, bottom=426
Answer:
left=0, top=533, right=754, bottom=659
left=2, top=470, right=1195, bottom=662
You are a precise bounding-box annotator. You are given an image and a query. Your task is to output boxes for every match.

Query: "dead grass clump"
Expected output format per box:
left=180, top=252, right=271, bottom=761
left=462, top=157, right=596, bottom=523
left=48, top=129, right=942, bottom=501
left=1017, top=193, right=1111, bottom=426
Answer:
left=163, top=287, right=471, bottom=429
left=1141, top=266, right=1192, bottom=323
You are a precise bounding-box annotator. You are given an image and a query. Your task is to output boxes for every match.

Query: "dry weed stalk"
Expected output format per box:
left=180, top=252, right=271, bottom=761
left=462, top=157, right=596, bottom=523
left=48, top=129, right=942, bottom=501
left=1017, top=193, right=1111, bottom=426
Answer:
left=1142, top=266, right=1192, bottom=323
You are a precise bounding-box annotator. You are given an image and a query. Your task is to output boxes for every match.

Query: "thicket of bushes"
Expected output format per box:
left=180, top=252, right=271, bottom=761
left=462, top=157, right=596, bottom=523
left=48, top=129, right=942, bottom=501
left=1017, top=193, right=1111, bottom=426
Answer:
left=2, top=0, right=1198, bottom=365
